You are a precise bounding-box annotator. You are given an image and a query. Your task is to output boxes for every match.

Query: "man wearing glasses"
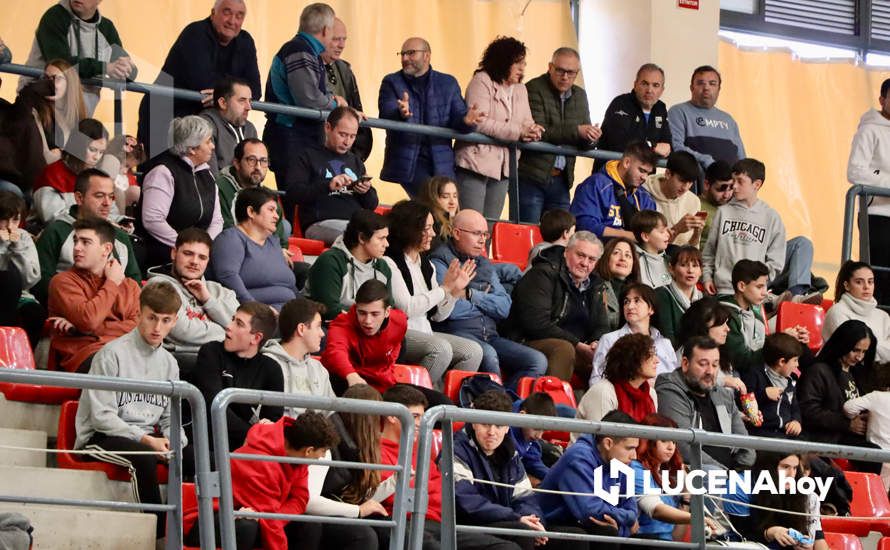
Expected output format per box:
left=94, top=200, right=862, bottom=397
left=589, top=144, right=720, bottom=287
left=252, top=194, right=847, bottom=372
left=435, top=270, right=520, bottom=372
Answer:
left=597, top=63, right=672, bottom=172
left=698, top=160, right=734, bottom=245
left=215, top=138, right=290, bottom=249
left=200, top=76, right=258, bottom=175
left=518, top=47, right=599, bottom=224
left=429, top=209, right=548, bottom=390
left=378, top=37, right=486, bottom=197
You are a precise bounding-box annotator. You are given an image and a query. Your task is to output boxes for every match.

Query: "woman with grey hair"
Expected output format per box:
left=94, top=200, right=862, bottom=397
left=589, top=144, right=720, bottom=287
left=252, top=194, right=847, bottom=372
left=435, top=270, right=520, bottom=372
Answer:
left=139, top=115, right=222, bottom=267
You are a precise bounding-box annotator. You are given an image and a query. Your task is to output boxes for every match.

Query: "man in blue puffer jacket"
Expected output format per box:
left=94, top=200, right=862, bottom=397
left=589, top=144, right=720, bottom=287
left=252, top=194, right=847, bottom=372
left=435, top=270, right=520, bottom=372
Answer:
left=537, top=410, right=640, bottom=548
left=378, top=36, right=486, bottom=197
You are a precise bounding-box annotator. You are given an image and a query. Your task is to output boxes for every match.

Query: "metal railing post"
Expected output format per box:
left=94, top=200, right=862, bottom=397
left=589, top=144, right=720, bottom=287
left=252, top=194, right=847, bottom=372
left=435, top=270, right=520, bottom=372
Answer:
left=180, top=383, right=217, bottom=550
left=212, top=393, right=237, bottom=550
left=113, top=86, right=124, bottom=139
left=687, top=435, right=706, bottom=550
left=508, top=145, right=520, bottom=223
left=409, top=405, right=447, bottom=550
left=842, top=185, right=859, bottom=262
left=165, top=394, right=184, bottom=550
left=858, top=191, right=871, bottom=263
left=439, top=419, right=456, bottom=549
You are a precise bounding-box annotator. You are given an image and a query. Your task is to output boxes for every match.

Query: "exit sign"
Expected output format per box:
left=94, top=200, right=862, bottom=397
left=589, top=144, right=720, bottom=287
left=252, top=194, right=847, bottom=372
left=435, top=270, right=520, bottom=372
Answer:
left=679, top=0, right=699, bottom=8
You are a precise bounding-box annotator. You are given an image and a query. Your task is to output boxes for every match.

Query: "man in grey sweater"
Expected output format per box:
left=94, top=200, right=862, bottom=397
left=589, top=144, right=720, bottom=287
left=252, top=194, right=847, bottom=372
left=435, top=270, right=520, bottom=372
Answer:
left=655, top=336, right=755, bottom=470
left=199, top=76, right=258, bottom=175
left=667, top=65, right=745, bottom=172
left=145, top=227, right=239, bottom=378
left=75, top=282, right=185, bottom=539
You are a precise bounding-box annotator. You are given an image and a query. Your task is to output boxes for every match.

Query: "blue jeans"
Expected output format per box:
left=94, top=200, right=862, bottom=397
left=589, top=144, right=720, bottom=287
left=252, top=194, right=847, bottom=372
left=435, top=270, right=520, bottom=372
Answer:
left=448, top=329, right=547, bottom=390
left=400, top=152, right=436, bottom=198
left=518, top=174, right=570, bottom=224
left=769, top=236, right=814, bottom=294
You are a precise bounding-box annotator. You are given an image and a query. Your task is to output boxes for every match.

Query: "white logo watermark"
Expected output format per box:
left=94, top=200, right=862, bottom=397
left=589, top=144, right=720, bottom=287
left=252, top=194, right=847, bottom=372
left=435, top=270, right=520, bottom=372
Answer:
left=592, top=459, right=834, bottom=506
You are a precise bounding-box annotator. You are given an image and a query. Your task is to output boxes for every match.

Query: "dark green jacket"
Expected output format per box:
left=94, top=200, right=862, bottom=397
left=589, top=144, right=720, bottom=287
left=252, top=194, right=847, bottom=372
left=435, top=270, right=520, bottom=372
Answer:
left=518, top=74, right=592, bottom=188
left=214, top=166, right=288, bottom=248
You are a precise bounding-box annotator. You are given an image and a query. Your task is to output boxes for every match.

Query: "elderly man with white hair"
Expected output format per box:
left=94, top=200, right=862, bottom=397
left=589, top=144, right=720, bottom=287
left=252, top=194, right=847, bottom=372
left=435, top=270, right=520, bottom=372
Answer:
left=137, top=0, right=261, bottom=157
left=139, top=115, right=223, bottom=268
left=264, top=2, right=347, bottom=215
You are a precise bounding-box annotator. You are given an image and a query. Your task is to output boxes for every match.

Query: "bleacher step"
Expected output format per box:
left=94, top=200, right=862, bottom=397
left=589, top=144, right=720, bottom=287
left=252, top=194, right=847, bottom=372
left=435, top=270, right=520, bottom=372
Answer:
left=0, top=464, right=135, bottom=503
left=0, top=427, right=47, bottom=468
left=0, top=395, right=60, bottom=437
left=0, top=502, right=155, bottom=549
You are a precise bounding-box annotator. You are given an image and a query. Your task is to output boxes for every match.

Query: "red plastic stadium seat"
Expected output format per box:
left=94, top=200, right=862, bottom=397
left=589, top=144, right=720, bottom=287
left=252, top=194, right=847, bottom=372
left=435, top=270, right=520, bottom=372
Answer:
left=431, top=429, right=443, bottom=460
left=56, top=400, right=168, bottom=483
left=823, top=532, right=864, bottom=550
left=375, top=205, right=392, bottom=216
left=822, top=472, right=890, bottom=536
left=491, top=222, right=541, bottom=271
left=878, top=536, right=890, bottom=549
left=288, top=236, right=326, bottom=257
left=0, top=326, right=80, bottom=404
left=292, top=206, right=304, bottom=238
left=517, top=376, right=577, bottom=408
left=393, top=364, right=433, bottom=389
left=286, top=239, right=305, bottom=263
left=443, top=370, right=502, bottom=403
left=775, top=302, right=824, bottom=352
left=821, top=298, right=834, bottom=312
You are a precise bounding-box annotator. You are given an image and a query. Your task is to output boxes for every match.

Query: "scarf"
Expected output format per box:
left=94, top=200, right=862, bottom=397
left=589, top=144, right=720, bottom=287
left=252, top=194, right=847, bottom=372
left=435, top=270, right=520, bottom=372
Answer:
left=667, top=281, right=703, bottom=312
left=613, top=379, right=655, bottom=422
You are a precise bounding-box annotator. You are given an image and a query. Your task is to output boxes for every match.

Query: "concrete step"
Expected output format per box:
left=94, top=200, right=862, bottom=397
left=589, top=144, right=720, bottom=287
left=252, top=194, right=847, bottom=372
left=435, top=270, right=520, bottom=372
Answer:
left=0, top=502, right=155, bottom=550
left=0, top=464, right=135, bottom=503
left=0, top=427, right=47, bottom=468
left=0, top=395, right=61, bottom=437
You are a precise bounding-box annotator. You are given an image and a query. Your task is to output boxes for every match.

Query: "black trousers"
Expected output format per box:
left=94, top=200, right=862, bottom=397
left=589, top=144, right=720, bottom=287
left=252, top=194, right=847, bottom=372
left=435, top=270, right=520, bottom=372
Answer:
left=868, top=215, right=890, bottom=306
left=183, top=511, right=260, bottom=550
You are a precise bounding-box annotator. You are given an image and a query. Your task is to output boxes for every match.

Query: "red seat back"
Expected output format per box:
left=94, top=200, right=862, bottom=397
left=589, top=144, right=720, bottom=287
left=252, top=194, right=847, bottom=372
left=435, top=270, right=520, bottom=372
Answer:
left=430, top=429, right=443, bottom=460
left=393, top=364, right=433, bottom=389
left=823, top=532, right=864, bottom=550
left=516, top=377, right=536, bottom=399
left=443, top=370, right=502, bottom=403
left=491, top=222, right=539, bottom=270
left=288, top=236, right=326, bottom=257
left=375, top=205, right=392, bottom=216
left=533, top=376, right=577, bottom=408
left=823, top=471, right=890, bottom=536
left=0, top=326, right=35, bottom=369
left=775, top=302, right=824, bottom=351
left=877, top=536, right=890, bottom=549
left=292, top=206, right=304, bottom=238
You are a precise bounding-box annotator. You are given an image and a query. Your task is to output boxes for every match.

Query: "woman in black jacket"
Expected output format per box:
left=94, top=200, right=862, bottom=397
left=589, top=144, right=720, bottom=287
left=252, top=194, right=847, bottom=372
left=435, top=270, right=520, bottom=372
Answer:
left=797, top=319, right=880, bottom=472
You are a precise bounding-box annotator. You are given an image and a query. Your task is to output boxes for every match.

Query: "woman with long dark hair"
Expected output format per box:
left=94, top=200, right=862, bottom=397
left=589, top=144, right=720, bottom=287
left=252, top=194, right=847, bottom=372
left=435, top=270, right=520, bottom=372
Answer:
left=823, top=260, right=890, bottom=363
left=455, top=36, right=543, bottom=220
left=383, top=200, right=482, bottom=384
left=798, top=319, right=881, bottom=473
left=418, top=176, right=459, bottom=251
left=592, top=236, right=640, bottom=332
left=675, top=297, right=745, bottom=394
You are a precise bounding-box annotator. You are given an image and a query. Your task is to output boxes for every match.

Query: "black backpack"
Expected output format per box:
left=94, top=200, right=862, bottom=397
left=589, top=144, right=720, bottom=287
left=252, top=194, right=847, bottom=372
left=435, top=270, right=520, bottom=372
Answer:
left=457, top=374, right=519, bottom=408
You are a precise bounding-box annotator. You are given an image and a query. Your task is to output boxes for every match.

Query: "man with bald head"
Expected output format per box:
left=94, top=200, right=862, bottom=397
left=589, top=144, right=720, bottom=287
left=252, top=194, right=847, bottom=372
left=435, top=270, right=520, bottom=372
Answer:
left=22, top=0, right=137, bottom=114
left=429, top=209, right=547, bottom=389
left=137, top=0, right=261, bottom=157
left=320, top=18, right=372, bottom=161
left=379, top=37, right=486, bottom=197
left=518, top=47, right=598, bottom=223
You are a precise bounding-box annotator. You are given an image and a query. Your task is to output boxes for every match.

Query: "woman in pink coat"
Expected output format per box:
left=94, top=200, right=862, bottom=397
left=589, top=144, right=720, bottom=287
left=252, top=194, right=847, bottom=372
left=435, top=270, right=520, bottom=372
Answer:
left=455, top=37, right=543, bottom=220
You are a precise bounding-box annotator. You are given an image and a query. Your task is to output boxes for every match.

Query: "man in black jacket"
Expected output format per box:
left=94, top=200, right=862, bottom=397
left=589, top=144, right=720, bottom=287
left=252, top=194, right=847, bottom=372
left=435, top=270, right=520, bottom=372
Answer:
left=193, top=301, right=284, bottom=451
left=595, top=63, right=671, bottom=172
left=505, top=231, right=609, bottom=381
left=321, top=18, right=372, bottom=162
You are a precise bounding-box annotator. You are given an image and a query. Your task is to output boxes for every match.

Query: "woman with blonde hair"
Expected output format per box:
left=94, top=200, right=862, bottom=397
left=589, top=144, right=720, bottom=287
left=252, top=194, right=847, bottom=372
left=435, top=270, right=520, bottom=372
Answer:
left=41, top=59, right=87, bottom=159
left=419, top=175, right=459, bottom=250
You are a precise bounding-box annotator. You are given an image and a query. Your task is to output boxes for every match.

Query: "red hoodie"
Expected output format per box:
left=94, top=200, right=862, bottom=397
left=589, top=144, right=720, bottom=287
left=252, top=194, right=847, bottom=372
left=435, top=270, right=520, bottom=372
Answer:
left=322, top=306, right=407, bottom=393
left=34, top=159, right=76, bottom=192
left=379, top=437, right=442, bottom=523
left=182, top=417, right=309, bottom=550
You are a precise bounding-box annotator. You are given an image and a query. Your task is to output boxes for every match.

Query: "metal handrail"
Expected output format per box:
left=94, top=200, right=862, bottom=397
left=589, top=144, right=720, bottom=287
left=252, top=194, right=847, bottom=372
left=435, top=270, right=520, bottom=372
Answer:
left=0, top=369, right=216, bottom=550
left=841, top=183, right=890, bottom=270
left=210, top=388, right=417, bottom=550
left=412, top=405, right=890, bottom=550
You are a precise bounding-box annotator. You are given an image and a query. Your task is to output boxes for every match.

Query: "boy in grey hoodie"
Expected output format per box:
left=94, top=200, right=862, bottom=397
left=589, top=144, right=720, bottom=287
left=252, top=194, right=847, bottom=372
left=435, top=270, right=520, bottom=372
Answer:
left=145, top=228, right=238, bottom=377
left=631, top=209, right=672, bottom=289
left=0, top=191, right=44, bottom=347
left=75, top=282, right=185, bottom=539
left=263, top=298, right=337, bottom=418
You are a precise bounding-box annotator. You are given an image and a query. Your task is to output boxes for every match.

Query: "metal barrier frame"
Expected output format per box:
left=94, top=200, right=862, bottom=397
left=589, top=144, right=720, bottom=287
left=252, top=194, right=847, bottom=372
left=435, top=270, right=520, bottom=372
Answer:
left=412, top=405, right=890, bottom=550
left=0, top=62, right=665, bottom=223
left=841, top=183, right=890, bottom=272
left=0, top=369, right=216, bottom=550
left=210, top=388, right=416, bottom=550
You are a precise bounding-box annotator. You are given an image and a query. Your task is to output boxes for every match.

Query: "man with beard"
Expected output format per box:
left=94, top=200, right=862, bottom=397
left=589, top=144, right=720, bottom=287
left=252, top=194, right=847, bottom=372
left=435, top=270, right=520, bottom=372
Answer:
left=200, top=76, right=258, bottom=175
left=655, top=335, right=755, bottom=469
left=215, top=138, right=289, bottom=248
left=145, top=227, right=239, bottom=377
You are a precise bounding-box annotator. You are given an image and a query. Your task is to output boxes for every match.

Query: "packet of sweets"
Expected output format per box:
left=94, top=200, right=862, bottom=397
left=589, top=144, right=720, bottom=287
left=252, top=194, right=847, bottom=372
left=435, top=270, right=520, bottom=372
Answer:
left=740, top=392, right=763, bottom=426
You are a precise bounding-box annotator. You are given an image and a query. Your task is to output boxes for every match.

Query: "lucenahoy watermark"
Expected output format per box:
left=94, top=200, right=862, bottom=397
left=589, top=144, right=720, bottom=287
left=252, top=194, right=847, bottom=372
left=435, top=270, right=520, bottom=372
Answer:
left=592, top=459, right=834, bottom=506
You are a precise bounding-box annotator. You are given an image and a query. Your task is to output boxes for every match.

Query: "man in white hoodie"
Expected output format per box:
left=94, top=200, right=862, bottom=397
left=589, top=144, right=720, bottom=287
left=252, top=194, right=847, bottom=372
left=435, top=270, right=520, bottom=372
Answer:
left=847, top=78, right=890, bottom=306
left=145, top=227, right=239, bottom=378
left=263, top=297, right=337, bottom=418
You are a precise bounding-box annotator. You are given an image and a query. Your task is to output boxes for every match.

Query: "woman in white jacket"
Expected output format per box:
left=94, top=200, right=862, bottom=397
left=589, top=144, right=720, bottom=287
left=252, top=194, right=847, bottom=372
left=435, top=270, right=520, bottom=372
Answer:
left=824, top=261, right=890, bottom=363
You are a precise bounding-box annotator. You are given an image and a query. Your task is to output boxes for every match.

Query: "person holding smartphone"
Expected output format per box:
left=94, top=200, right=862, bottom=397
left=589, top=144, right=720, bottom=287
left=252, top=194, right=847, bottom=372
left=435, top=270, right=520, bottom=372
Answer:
left=287, top=107, right=379, bottom=246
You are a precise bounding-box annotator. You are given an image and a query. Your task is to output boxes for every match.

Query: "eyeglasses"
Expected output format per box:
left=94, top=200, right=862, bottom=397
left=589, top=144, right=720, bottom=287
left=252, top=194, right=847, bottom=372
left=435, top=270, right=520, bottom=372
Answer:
left=397, top=49, right=428, bottom=57
left=713, top=183, right=732, bottom=192
left=552, top=67, right=579, bottom=78
left=456, top=227, right=490, bottom=240
left=324, top=63, right=338, bottom=87
left=242, top=156, right=269, bottom=167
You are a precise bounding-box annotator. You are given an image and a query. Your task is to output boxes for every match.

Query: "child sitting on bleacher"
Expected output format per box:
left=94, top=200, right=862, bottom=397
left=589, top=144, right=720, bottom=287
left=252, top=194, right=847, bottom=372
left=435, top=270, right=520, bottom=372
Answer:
left=631, top=209, right=672, bottom=289
left=525, top=208, right=575, bottom=268
left=843, top=366, right=890, bottom=490
left=741, top=333, right=803, bottom=439
left=74, top=282, right=185, bottom=540
left=510, top=392, right=558, bottom=486
left=0, top=190, right=44, bottom=348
